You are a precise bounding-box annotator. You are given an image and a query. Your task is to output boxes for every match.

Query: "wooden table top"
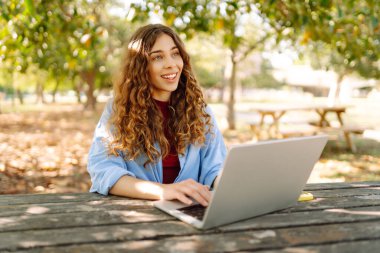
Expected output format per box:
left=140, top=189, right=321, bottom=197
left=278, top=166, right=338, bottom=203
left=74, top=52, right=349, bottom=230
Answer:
left=249, top=103, right=348, bottom=114
left=2, top=181, right=380, bottom=252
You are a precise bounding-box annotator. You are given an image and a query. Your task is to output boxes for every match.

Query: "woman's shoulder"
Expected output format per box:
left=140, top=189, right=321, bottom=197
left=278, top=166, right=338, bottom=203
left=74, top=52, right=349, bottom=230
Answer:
left=204, top=104, right=216, bottom=118
left=106, top=97, right=114, bottom=107
left=102, top=97, right=115, bottom=114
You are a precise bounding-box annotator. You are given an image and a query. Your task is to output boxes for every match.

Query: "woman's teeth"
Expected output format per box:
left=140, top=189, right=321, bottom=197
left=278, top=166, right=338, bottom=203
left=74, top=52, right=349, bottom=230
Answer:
left=161, top=73, right=177, bottom=80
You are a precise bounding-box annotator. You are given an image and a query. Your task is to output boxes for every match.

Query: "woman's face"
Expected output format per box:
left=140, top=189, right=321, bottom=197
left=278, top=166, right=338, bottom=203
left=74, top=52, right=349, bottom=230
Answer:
left=147, top=33, right=184, bottom=102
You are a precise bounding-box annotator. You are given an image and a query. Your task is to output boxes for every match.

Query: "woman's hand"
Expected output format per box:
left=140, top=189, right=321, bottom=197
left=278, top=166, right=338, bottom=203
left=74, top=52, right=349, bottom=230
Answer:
left=161, top=179, right=211, bottom=206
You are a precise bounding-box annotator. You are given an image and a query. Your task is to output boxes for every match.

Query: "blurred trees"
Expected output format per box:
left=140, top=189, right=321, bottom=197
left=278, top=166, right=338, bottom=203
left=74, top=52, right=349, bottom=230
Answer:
left=241, top=58, right=285, bottom=89
left=256, top=0, right=380, bottom=102
left=1, top=0, right=378, bottom=115
left=0, top=0, right=131, bottom=110
left=132, top=0, right=379, bottom=127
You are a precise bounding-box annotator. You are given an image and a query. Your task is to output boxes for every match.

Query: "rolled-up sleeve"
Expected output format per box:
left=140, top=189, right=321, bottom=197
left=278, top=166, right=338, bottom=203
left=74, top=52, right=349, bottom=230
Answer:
left=87, top=100, right=136, bottom=195
left=199, top=107, right=227, bottom=187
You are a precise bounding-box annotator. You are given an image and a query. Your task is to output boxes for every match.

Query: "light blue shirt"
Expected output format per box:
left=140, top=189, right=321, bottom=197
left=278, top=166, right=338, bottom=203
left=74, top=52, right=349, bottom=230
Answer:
left=87, top=99, right=227, bottom=195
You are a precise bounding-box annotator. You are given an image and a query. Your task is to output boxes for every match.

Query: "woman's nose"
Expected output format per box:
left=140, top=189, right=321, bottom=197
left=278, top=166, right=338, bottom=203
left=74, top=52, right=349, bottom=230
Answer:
left=164, top=57, right=176, bottom=68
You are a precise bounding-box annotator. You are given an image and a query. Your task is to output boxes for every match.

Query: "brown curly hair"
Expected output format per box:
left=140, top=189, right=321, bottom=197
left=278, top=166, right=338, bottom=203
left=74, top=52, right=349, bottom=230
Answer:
left=109, top=24, right=212, bottom=166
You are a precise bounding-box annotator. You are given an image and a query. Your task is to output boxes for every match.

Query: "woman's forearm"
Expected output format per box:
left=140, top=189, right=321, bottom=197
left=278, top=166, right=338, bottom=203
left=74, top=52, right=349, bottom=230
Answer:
left=109, top=175, right=211, bottom=206
left=109, top=175, right=164, bottom=200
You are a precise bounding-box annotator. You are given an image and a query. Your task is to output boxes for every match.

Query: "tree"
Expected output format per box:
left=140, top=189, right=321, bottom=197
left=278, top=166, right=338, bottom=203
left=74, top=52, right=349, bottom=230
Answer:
left=255, top=0, right=380, bottom=102
left=0, top=0, right=35, bottom=104
left=132, top=0, right=274, bottom=129
left=0, top=0, right=118, bottom=110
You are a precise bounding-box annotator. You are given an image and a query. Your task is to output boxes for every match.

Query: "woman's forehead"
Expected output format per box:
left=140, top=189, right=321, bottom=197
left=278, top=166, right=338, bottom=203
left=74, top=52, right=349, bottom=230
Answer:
left=150, top=34, right=177, bottom=51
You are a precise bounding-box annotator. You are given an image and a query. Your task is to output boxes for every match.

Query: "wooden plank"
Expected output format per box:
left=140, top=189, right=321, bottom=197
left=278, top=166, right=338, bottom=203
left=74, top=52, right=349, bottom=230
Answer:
left=7, top=220, right=380, bottom=252
left=286, top=195, right=380, bottom=212
left=304, top=181, right=380, bottom=191
left=2, top=182, right=379, bottom=210
left=2, top=182, right=378, bottom=206
left=278, top=123, right=320, bottom=138
left=0, top=193, right=124, bottom=205
left=218, top=205, right=380, bottom=232
left=309, top=187, right=380, bottom=198
left=2, top=192, right=380, bottom=233
left=2, top=193, right=380, bottom=233
left=0, top=186, right=380, bottom=211
left=12, top=240, right=380, bottom=253
left=14, top=240, right=380, bottom=253
left=256, top=240, right=380, bottom=253
left=0, top=221, right=204, bottom=251
left=0, top=208, right=173, bottom=232
left=2, top=204, right=380, bottom=245
left=0, top=199, right=154, bottom=217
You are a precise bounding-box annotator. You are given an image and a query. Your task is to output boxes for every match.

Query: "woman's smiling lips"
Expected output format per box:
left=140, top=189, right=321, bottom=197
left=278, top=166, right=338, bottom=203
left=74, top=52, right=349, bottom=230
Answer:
left=161, top=72, right=178, bottom=80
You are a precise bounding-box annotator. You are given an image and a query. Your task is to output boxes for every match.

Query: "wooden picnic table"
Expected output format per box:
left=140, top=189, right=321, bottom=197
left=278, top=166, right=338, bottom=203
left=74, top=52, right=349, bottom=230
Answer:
left=2, top=181, right=380, bottom=252
left=248, top=103, right=362, bottom=152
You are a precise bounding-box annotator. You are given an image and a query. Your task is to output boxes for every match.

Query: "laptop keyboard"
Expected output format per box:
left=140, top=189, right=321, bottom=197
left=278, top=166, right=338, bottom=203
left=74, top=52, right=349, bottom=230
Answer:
left=177, top=204, right=206, bottom=220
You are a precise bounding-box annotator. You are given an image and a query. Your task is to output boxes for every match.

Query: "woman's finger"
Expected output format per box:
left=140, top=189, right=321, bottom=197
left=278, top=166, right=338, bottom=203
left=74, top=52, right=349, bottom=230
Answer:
left=176, top=192, right=193, bottom=205
left=186, top=180, right=211, bottom=200
left=181, top=184, right=209, bottom=206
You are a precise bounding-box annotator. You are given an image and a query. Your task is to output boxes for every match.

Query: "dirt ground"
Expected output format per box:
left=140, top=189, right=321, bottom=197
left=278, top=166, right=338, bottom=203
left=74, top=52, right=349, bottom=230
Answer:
left=1, top=102, right=380, bottom=194
left=0, top=103, right=98, bottom=194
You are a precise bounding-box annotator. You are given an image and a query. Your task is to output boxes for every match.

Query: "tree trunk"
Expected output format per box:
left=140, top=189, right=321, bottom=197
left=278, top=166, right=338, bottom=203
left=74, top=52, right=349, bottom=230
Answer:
left=11, top=74, right=15, bottom=107
left=0, top=92, right=4, bottom=114
left=16, top=89, right=24, bottom=105
left=218, top=67, right=226, bottom=103
left=72, top=77, right=82, bottom=104
left=75, top=86, right=82, bottom=104
left=218, top=86, right=224, bottom=103
left=227, top=51, right=237, bottom=130
left=328, top=72, right=345, bottom=105
left=81, top=69, right=96, bottom=110
left=52, top=79, right=60, bottom=103
left=35, top=82, right=45, bottom=104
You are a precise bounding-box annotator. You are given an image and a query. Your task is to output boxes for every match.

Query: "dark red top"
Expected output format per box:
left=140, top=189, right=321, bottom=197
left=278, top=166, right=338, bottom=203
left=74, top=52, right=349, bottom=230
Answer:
left=154, top=99, right=180, bottom=184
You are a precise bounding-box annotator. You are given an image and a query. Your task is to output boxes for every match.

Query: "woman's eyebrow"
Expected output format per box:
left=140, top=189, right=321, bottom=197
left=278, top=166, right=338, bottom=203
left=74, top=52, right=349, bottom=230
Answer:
left=149, top=46, right=178, bottom=55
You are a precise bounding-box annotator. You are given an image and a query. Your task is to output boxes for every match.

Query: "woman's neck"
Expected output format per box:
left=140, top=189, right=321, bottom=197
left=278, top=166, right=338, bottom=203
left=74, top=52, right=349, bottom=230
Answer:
left=153, top=97, right=170, bottom=107
left=152, top=93, right=170, bottom=102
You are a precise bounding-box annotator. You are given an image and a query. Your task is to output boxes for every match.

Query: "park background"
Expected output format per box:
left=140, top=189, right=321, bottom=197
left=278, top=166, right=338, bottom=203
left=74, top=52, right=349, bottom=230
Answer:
left=0, top=0, right=379, bottom=194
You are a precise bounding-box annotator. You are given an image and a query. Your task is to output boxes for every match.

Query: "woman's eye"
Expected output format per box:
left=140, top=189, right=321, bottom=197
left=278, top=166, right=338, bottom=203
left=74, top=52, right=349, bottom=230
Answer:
left=152, top=55, right=163, bottom=61
left=172, top=52, right=180, bottom=57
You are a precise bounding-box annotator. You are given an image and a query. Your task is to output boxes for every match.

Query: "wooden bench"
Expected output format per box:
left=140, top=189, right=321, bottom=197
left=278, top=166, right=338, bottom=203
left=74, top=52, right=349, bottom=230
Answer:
left=278, top=123, right=321, bottom=138
left=322, top=125, right=367, bottom=153
left=248, top=122, right=321, bottom=140
left=342, top=126, right=367, bottom=153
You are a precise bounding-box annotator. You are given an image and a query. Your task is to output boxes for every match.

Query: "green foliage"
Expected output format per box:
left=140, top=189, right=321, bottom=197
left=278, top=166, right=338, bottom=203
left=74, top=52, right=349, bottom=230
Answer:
left=193, top=63, right=222, bottom=88
left=131, top=1, right=266, bottom=54
left=0, top=0, right=141, bottom=105
left=186, top=35, right=226, bottom=88
left=241, top=59, right=285, bottom=89
left=256, top=0, right=380, bottom=79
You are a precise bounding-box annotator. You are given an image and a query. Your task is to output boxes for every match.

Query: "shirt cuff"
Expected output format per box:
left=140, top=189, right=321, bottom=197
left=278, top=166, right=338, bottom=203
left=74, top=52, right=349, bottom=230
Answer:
left=91, top=169, right=136, bottom=196
left=203, top=171, right=219, bottom=188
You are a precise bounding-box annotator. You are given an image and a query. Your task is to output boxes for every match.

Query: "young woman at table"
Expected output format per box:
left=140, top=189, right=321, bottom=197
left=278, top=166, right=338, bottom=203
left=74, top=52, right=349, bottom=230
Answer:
left=87, top=24, right=226, bottom=207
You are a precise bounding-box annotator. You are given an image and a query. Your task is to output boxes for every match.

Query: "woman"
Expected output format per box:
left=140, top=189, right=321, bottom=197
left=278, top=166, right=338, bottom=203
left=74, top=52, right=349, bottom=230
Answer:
left=87, top=24, right=226, bottom=207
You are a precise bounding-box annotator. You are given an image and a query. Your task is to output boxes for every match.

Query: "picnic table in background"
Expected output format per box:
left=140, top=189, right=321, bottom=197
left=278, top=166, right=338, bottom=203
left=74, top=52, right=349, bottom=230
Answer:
left=248, top=103, right=364, bottom=152
left=2, top=181, right=380, bottom=252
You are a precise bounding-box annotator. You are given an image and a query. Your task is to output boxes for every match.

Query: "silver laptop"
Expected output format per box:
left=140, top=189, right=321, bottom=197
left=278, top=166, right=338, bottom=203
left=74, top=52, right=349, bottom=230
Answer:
left=154, top=135, right=328, bottom=230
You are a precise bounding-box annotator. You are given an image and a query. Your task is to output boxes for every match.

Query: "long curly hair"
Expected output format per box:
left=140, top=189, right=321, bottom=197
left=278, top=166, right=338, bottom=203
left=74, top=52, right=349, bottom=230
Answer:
left=109, top=24, right=213, bottom=166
